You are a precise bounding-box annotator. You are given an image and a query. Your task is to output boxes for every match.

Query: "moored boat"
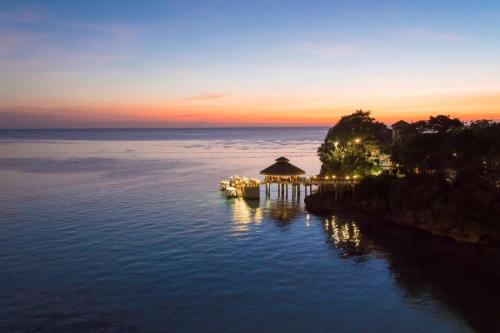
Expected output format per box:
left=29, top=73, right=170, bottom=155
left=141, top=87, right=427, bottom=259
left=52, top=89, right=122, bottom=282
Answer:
left=220, top=180, right=230, bottom=191
left=225, top=186, right=237, bottom=198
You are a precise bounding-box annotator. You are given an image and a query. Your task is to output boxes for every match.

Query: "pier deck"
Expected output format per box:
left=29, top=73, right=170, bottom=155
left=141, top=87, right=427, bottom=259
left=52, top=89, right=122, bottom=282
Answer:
left=262, top=176, right=360, bottom=200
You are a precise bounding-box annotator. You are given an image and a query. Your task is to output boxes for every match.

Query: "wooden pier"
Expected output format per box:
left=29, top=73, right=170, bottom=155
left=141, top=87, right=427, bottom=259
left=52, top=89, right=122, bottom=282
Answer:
left=260, top=156, right=360, bottom=202
left=220, top=157, right=361, bottom=201
left=263, top=176, right=360, bottom=201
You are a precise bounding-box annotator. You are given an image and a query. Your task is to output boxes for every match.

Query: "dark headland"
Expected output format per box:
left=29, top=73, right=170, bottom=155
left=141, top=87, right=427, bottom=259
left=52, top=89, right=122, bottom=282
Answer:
left=305, top=111, right=500, bottom=245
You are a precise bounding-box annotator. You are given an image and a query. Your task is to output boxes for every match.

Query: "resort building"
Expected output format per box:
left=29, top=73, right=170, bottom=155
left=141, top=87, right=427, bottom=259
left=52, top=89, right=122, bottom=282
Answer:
left=364, top=140, right=393, bottom=170
left=391, top=120, right=410, bottom=142
left=260, top=157, right=306, bottom=197
left=260, top=157, right=305, bottom=182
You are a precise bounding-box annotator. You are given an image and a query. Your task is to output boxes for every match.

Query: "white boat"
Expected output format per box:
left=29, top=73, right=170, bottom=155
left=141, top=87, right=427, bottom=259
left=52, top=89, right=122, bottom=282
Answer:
left=225, top=186, right=237, bottom=198
left=220, top=180, right=230, bottom=191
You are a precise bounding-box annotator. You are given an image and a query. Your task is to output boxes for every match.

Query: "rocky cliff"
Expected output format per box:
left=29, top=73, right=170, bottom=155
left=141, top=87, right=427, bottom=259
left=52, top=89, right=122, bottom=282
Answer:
left=305, top=175, right=500, bottom=245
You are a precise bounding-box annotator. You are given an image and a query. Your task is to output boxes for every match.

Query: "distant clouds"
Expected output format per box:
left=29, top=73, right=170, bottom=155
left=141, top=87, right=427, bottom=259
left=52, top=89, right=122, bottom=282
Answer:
left=1, top=1, right=499, bottom=127
left=298, top=40, right=384, bottom=58
left=297, top=26, right=464, bottom=58
left=2, top=90, right=499, bottom=128
left=187, top=93, right=225, bottom=101
left=0, top=7, right=139, bottom=67
left=387, top=28, right=465, bottom=41
left=299, top=41, right=357, bottom=57
left=0, top=8, right=39, bottom=23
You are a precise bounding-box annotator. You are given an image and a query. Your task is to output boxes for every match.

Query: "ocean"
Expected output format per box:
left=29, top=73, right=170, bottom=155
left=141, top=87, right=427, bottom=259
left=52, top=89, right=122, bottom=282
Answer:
left=0, top=128, right=498, bottom=332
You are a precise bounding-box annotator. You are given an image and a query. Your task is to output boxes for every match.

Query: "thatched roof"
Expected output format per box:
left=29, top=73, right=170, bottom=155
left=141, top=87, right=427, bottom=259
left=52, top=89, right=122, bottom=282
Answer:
left=391, top=120, right=410, bottom=129
left=260, top=157, right=305, bottom=176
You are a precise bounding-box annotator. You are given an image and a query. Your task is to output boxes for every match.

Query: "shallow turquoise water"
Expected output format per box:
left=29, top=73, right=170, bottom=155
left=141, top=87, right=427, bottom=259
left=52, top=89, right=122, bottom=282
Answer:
left=0, top=128, right=499, bottom=332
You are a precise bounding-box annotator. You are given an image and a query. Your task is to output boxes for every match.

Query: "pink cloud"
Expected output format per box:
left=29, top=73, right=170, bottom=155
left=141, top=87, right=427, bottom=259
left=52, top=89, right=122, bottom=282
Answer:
left=388, top=28, right=465, bottom=41
left=300, top=42, right=356, bottom=57
left=0, top=9, right=40, bottom=23
left=0, top=29, right=46, bottom=55
left=187, top=93, right=225, bottom=101
left=68, top=22, right=140, bottom=41
left=298, top=40, right=384, bottom=58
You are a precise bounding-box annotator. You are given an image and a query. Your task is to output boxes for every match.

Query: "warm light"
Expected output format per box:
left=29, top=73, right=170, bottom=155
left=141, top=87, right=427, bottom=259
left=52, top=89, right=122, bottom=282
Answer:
left=332, top=175, right=336, bottom=179
left=353, top=175, right=358, bottom=179
left=325, top=176, right=329, bottom=179
left=346, top=176, right=350, bottom=180
left=334, top=141, right=339, bottom=147
left=354, top=138, right=361, bottom=143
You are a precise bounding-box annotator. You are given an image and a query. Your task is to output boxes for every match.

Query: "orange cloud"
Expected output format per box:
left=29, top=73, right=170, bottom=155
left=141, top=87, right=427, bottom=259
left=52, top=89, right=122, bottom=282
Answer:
left=1, top=90, right=499, bottom=128
left=187, top=93, right=225, bottom=101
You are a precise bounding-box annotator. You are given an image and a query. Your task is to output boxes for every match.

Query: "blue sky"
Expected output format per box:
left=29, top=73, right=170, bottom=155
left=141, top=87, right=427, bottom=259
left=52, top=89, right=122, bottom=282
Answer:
left=1, top=0, right=500, bottom=127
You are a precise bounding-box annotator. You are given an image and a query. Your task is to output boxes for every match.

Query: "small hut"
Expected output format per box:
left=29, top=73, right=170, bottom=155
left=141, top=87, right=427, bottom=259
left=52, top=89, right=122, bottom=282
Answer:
left=391, top=120, right=410, bottom=142
left=260, top=157, right=305, bottom=182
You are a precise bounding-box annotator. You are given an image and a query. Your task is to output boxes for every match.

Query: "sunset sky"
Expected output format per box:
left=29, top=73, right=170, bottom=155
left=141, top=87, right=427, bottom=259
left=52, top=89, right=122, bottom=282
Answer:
left=1, top=0, right=500, bottom=128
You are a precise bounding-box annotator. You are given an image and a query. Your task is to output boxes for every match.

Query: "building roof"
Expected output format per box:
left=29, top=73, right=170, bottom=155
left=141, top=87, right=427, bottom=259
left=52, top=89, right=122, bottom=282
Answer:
left=391, top=120, right=410, bottom=129
left=260, top=157, right=305, bottom=176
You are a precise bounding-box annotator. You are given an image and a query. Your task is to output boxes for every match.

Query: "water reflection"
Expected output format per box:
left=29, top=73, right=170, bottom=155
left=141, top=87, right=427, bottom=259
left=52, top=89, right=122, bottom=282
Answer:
left=265, top=197, right=302, bottom=224
left=227, top=195, right=500, bottom=332
left=228, top=198, right=263, bottom=233
left=322, top=216, right=365, bottom=256
left=228, top=195, right=304, bottom=232
left=320, top=212, right=500, bottom=333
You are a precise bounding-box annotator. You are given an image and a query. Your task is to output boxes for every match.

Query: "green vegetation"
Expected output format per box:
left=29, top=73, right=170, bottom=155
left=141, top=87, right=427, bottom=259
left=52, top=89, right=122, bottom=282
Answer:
left=319, top=110, right=499, bottom=186
left=391, top=116, right=500, bottom=185
left=313, top=111, right=500, bottom=244
left=317, top=110, right=391, bottom=177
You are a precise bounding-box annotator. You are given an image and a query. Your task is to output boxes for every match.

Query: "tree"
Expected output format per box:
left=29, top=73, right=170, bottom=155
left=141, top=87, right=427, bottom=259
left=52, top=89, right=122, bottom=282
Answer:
left=469, top=119, right=494, bottom=128
left=428, top=115, right=463, bottom=133
left=391, top=116, right=499, bottom=184
left=318, top=139, right=382, bottom=177
left=323, top=110, right=391, bottom=143
left=318, top=110, right=389, bottom=176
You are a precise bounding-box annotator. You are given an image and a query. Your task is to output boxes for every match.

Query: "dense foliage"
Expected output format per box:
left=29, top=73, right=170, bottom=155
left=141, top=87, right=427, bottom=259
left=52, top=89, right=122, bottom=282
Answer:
left=317, top=110, right=391, bottom=176
left=315, top=111, right=500, bottom=244
left=322, top=110, right=391, bottom=143
left=392, top=116, right=500, bottom=185
left=319, top=111, right=499, bottom=185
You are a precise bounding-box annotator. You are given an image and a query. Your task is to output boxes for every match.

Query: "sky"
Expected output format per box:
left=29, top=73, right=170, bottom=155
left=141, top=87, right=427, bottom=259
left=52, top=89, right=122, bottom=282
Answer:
left=1, top=0, right=500, bottom=128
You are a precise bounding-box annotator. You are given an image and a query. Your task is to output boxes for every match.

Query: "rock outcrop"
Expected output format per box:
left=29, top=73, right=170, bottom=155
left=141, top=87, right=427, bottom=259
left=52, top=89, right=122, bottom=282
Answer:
left=305, top=175, right=500, bottom=246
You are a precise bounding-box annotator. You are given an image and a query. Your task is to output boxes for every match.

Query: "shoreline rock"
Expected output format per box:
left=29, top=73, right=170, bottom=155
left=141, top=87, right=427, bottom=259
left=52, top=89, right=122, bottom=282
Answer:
left=305, top=192, right=500, bottom=246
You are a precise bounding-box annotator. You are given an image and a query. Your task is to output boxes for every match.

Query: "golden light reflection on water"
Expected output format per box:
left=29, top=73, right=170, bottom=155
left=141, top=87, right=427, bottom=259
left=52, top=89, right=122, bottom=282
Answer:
left=323, top=216, right=364, bottom=255
left=229, top=196, right=305, bottom=232
left=267, top=198, right=303, bottom=224
left=229, top=198, right=263, bottom=233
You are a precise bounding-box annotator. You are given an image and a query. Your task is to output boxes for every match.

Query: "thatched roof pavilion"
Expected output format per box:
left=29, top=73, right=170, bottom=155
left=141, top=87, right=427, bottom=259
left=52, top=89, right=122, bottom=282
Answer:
left=260, top=157, right=305, bottom=176
left=391, top=120, right=410, bottom=129
left=391, top=120, right=410, bottom=142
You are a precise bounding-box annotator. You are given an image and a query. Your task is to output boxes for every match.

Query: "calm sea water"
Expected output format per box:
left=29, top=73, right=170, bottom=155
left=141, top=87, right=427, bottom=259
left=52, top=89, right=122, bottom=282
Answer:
left=1, top=128, right=499, bottom=333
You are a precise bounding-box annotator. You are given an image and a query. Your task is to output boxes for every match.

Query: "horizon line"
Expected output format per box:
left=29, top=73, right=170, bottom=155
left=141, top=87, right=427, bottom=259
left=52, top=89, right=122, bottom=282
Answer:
left=0, top=126, right=332, bottom=130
